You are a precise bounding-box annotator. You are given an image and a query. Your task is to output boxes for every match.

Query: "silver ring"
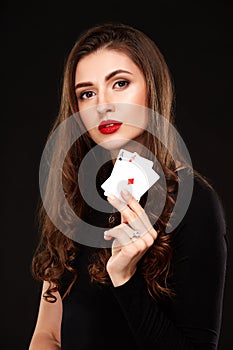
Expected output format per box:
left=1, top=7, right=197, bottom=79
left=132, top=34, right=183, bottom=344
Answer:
left=131, top=231, right=140, bottom=239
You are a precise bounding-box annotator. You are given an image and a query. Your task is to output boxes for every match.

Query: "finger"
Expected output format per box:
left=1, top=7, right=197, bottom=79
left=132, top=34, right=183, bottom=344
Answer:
left=104, top=223, right=132, bottom=248
left=121, top=213, right=128, bottom=224
left=120, top=189, right=144, bottom=213
left=107, top=194, right=136, bottom=223
left=120, top=190, right=153, bottom=229
left=107, top=193, right=154, bottom=237
left=104, top=222, right=151, bottom=250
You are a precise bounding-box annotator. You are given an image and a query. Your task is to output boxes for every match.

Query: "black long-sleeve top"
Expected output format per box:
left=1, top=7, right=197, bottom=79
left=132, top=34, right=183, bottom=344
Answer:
left=60, top=173, right=228, bottom=349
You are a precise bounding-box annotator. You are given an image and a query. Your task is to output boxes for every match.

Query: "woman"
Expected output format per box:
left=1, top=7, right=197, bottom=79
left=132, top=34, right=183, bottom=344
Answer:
left=29, top=22, right=227, bottom=349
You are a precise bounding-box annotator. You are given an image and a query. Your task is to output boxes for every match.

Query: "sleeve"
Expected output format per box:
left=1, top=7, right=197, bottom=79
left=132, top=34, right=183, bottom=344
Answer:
left=110, top=177, right=228, bottom=350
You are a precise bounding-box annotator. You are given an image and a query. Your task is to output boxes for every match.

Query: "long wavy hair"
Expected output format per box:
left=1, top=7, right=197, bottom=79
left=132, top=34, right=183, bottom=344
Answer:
left=32, top=22, right=211, bottom=303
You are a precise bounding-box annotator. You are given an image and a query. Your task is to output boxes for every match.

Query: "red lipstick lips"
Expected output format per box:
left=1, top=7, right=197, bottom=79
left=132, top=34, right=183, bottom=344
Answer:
left=98, top=120, right=122, bottom=134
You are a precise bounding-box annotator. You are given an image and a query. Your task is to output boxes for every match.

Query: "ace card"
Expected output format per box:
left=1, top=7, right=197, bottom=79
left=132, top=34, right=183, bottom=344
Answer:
left=101, top=149, right=160, bottom=202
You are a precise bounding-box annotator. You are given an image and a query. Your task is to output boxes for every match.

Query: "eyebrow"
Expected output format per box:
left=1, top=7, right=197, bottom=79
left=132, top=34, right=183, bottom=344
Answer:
left=74, top=69, right=133, bottom=90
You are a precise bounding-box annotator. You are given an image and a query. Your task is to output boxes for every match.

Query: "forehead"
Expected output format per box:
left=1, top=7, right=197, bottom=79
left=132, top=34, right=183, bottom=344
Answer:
left=75, top=48, right=141, bottom=81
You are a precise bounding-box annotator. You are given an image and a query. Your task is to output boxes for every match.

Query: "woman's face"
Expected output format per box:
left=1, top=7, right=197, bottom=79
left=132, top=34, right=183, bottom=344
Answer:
left=75, top=48, right=148, bottom=152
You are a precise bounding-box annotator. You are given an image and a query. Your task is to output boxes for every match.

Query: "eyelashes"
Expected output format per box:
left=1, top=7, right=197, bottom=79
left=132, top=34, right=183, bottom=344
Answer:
left=78, top=90, right=95, bottom=100
left=114, top=80, right=129, bottom=89
left=77, top=79, right=130, bottom=101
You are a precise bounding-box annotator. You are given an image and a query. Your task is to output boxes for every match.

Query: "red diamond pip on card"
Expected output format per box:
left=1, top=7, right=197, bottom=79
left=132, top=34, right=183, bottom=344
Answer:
left=128, top=178, right=134, bottom=184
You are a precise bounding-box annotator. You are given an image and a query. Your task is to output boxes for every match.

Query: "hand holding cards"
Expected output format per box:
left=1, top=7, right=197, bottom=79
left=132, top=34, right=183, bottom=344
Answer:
left=101, top=149, right=160, bottom=202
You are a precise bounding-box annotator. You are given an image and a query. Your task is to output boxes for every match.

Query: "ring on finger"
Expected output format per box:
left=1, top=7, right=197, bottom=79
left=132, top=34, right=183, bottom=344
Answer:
left=130, top=230, right=141, bottom=239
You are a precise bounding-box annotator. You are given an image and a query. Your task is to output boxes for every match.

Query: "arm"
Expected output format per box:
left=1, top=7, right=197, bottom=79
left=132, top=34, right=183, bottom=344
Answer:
left=28, top=281, right=62, bottom=350
left=106, top=180, right=228, bottom=349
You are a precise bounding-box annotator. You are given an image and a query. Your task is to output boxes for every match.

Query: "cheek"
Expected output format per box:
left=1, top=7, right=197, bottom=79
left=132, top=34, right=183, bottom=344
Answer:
left=121, top=102, right=148, bottom=129
left=87, top=129, right=97, bottom=142
left=79, top=109, right=98, bottom=130
left=142, top=114, right=149, bottom=128
left=129, top=85, right=147, bottom=107
left=139, top=88, right=147, bottom=106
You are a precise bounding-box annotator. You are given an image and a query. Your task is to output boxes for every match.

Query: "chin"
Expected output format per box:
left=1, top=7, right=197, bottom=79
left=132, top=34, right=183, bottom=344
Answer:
left=98, top=137, right=132, bottom=151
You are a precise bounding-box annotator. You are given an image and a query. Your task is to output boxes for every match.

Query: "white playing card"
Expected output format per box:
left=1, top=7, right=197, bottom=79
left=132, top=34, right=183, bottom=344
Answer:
left=101, top=149, right=134, bottom=193
left=131, top=151, right=154, bottom=170
left=103, top=162, right=147, bottom=201
left=101, top=149, right=160, bottom=202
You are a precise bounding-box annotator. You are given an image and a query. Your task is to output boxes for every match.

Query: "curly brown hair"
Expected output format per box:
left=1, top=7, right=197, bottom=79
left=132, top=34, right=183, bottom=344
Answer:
left=32, top=22, right=206, bottom=303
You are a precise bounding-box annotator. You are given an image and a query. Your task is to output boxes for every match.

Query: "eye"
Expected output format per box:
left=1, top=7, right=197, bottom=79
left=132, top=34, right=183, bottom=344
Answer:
left=78, top=90, right=96, bottom=100
left=114, top=80, right=129, bottom=89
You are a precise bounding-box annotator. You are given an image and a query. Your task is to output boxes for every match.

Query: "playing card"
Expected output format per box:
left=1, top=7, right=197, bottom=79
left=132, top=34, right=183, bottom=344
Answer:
left=101, top=149, right=135, bottom=194
left=131, top=151, right=154, bottom=170
left=101, top=149, right=160, bottom=202
left=101, top=149, right=135, bottom=193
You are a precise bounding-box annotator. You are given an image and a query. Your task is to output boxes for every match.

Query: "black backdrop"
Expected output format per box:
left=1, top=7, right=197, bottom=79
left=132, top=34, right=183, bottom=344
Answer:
left=2, top=2, right=233, bottom=349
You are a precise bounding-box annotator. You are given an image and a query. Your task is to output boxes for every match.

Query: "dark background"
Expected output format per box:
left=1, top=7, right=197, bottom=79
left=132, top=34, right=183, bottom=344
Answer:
left=2, top=1, right=233, bottom=349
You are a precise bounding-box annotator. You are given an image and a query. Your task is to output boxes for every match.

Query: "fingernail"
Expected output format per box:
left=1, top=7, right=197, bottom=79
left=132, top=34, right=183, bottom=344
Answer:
left=121, top=188, right=131, bottom=197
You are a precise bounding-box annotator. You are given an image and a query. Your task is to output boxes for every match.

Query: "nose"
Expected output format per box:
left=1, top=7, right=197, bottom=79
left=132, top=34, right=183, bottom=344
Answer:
left=96, top=103, right=115, bottom=116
